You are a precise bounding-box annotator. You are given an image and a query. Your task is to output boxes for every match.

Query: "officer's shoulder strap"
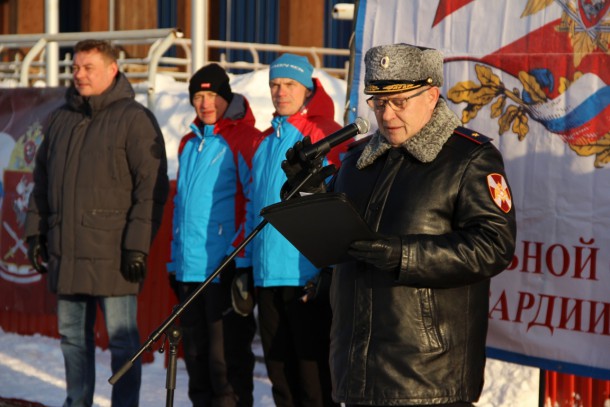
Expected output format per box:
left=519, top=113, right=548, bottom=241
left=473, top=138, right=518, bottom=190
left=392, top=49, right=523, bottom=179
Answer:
left=453, top=126, right=492, bottom=144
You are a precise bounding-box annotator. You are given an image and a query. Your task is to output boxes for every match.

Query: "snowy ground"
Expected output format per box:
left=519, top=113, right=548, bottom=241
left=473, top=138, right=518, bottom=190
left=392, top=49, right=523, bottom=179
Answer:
left=0, top=327, right=540, bottom=407
left=0, top=70, right=541, bottom=406
left=0, top=327, right=274, bottom=407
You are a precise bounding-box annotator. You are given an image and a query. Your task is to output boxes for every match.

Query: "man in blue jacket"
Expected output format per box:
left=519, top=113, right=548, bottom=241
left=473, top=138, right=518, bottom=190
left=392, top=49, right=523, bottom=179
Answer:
left=243, top=54, right=345, bottom=407
left=168, top=63, right=260, bottom=407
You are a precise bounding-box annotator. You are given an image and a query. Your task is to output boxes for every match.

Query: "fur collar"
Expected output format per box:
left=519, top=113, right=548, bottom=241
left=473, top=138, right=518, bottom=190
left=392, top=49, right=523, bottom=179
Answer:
left=357, top=98, right=462, bottom=169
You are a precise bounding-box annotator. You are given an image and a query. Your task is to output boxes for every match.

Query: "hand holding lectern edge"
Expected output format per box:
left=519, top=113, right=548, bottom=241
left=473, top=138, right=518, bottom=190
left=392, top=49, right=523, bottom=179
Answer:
left=260, top=192, right=378, bottom=268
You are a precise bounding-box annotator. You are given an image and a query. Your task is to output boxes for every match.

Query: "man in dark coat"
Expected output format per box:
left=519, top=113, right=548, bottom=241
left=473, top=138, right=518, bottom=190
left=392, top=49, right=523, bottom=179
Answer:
left=25, top=39, right=169, bottom=407
left=283, top=43, right=517, bottom=406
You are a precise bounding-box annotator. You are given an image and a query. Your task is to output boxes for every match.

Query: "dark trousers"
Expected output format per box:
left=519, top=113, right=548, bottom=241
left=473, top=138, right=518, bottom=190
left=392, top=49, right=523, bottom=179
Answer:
left=257, top=286, right=337, bottom=407
left=178, top=281, right=256, bottom=407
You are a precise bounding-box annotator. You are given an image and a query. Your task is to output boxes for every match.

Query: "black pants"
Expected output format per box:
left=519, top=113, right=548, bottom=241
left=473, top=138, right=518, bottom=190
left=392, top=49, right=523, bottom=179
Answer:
left=257, top=285, right=337, bottom=407
left=178, top=281, right=256, bottom=407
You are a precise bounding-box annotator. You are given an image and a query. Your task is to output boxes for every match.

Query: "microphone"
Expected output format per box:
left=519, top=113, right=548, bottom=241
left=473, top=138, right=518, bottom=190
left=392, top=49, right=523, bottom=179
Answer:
left=299, top=117, right=370, bottom=161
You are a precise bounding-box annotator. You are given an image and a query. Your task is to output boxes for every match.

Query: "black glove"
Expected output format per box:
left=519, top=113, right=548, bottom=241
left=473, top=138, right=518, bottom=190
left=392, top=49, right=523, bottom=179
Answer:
left=231, top=267, right=255, bottom=316
left=219, top=258, right=237, bottom=289
left=26, top=235, right=49, bottom=274
left=348, top=237, right=402, bottom=270
left=120, top=250, right=147, bottom=283
left=301, top=267, right=332, bottom=303
left=280, top=136, right=336, bottom=200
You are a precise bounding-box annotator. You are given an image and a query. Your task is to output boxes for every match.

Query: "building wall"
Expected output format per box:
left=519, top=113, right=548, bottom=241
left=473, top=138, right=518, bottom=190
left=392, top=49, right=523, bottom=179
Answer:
left=0, top=0, right=11, bottom=34
left=279, top=0, right=324, bottom=47
left=82, top=0, right=110, bottom=31
left=2, top=0, right=44, bottom=34
left=0, top=0, right=328, bottom=48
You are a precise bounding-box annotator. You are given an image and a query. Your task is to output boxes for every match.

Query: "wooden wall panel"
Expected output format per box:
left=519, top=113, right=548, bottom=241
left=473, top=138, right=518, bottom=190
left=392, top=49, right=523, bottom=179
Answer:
left=1, top=0, right=325, bottom=49
left=115, top=0, right=157, bottom=30
left=279, top=0, right=324, bottom=47
left=82, top=0, right=110, bottom=32
left=13, top=0, right=43, bottom=34
left=115, top=0, right=158, bottom=58
left=0, top=1, right=10, bottom=34
left=176, top=0, right=191, bottom=39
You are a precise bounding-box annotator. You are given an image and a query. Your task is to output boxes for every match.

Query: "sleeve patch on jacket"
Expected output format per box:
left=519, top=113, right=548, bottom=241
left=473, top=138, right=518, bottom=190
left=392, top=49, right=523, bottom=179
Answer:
left=487, top=173, right=512, bottom=213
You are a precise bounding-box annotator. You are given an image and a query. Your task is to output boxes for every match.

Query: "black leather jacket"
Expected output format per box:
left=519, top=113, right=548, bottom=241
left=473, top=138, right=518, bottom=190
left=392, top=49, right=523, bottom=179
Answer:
left=329, top=102, right=517, bottom=405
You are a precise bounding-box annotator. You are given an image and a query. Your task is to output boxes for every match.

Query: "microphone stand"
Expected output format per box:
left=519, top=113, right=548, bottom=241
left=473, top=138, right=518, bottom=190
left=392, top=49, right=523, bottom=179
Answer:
left=108, top=171, right=318, bottom=407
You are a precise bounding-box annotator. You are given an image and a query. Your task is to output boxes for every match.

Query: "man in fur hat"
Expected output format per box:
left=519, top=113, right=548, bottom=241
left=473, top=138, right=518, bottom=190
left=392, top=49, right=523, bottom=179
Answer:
left=283, top=43, right=517, bottom=406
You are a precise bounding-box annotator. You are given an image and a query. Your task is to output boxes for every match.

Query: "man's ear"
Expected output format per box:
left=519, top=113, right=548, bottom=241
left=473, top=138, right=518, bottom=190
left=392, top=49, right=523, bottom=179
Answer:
left=109, top=61, right=119, bottom=77
left=428, top=86, right=441, bottom=105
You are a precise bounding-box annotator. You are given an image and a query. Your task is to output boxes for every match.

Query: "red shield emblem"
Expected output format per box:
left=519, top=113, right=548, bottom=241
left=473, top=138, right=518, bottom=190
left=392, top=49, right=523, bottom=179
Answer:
left=0, top=170, right=41, bottom=284
left=487, top=173, right=512, bottom=213
left=578, top=0, right=610, bottom=28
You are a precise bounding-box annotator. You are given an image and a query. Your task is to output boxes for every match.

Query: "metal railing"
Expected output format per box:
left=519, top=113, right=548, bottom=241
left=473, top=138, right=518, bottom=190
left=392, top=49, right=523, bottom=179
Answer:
left=205, top=39, right=349, bottom=79
left=0, top=29, right=350, bottom=107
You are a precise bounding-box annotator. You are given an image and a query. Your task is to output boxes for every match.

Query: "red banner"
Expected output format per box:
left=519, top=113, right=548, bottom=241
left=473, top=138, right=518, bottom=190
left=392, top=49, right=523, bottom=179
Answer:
left=0, top=88, right=64, bottom=313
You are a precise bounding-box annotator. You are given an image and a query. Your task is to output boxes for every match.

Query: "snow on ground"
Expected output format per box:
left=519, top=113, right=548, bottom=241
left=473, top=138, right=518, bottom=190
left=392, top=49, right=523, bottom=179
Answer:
left=0, top=328, right=274, bottom=407
left=0, top=70, right=540, bottom=406
left=0, top=327, right=539, bottom=407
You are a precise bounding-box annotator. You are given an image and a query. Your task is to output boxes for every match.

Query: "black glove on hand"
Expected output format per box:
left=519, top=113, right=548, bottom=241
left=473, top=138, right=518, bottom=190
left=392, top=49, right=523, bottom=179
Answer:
left=120, top=250, right=147, bottom=283
left=348, top=237, right=402, bottom=270
left=219, top=258, right=237, bottom=289
left=301, top=267, right=332, bottom=303
left=280, top=136, right=336, bottom=200
left=231, top=267, right=255, bottom=316
left=26, top=235, right=48, bottom=274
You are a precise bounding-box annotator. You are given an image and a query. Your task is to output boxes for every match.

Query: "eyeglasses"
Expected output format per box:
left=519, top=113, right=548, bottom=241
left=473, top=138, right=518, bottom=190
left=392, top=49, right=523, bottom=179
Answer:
left=366, top=87, right=431, bottom=112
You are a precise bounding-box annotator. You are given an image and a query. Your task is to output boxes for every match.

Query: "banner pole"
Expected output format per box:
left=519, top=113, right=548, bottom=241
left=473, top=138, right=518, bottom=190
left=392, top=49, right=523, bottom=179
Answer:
left=538, top=368, right=546, bottom=407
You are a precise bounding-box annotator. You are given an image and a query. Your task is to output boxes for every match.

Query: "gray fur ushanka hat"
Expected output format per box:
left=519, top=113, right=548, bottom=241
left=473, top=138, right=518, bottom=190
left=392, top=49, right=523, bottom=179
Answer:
left=364, top=43, right=444, bottom=95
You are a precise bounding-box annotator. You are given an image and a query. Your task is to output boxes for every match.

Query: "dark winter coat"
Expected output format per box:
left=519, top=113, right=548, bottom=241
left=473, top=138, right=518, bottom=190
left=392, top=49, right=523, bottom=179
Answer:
left=25, top=73, right=169, bottom=296
left=329, top=99, right=517, bottom=405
